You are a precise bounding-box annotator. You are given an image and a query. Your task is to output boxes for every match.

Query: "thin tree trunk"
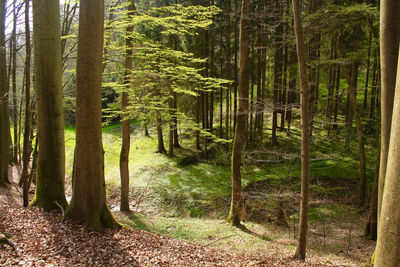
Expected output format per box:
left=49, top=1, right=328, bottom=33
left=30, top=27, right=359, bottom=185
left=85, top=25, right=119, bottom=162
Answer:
left=225, top=0, right=231, bottom=150
left=286, top=47, right=297, bottom=135
left=369, top=51, right=378, bottom=118
left=233, top=0, right=238, bottom=133
left=333, top=65, right=340, bottom=130
left=227, top=0, right=249, bottom=227
left=11, top=2, right=18, bottom=163
left=293, top=0, right=311, bottom=260
left=119, top=0, right=135, bottom=212
left=20, top=0, right=32, bottom=207
left=365, top=139, right=380, bottom=240
left=249, top=45, right=254, bottom=142
left=157, top=111, right=166, bottom=153
left=364, top=29, right=372, bottom=108
left=0, top=0, right=9, bottom=186
left=168, top=96, right=174, bottom=157
left=346, top=63, right=367, bottom=207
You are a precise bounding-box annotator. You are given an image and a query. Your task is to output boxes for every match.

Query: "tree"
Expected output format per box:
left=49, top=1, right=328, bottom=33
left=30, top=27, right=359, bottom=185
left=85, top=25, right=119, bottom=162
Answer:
left=377, top=0, right=400, bottom=220
left=227, top=0, right=249, bottom=227
left=0, top=0, right=9, bottom=186
left=66, top=0, right=119, bottom=231
left=292, top=0, right=311, bottom=260
left=375, top=48, right=400, bottom=266
left=30, top=0, right=68, bottom=211
left=120, top=0, right=136, bottom=212
left=20, top=0, right=32, bottom=207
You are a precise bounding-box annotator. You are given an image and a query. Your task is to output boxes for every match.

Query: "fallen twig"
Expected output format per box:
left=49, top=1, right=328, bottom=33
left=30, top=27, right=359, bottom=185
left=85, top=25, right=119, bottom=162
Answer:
left=0, top=233, right=20, bottom=257
left=54, top=201, right=65, bottom=221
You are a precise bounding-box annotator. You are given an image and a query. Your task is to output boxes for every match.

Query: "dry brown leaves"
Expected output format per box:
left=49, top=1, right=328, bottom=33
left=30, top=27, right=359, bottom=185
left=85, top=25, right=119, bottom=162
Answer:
left=0, top=205, right=331, bottom=266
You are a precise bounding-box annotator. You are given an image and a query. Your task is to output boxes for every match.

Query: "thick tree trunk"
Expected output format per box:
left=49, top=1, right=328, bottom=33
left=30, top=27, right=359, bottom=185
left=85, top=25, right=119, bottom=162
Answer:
left=67, top=0, right=119, bottom=231
left=0, top=0, right=9, bottom=186
left=227, top=0, right=249, bottom=227
left=293, top=0, right=311, bottom=260
left=31, top=0, right=68, bottom=211
left=378, top=0, right=400, bottom=220
left=375, top=50, right=400, bottom=266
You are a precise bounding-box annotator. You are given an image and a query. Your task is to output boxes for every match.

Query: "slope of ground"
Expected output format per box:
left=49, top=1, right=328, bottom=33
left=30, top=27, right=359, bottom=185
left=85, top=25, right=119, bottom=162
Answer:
left=0, top=168, right=326, bottom=266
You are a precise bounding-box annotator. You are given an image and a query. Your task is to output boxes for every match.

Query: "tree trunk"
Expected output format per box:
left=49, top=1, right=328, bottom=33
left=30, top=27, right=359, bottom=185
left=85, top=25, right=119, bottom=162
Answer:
left=11, top=2, right=19, bottom=164
left=156, top=111, right=166, bottom=154
left=293, top=0, right=311, bottom=260
left=227, top=0, right=249, bottom=227
left=333, top=65, right=340, bottom=130
left=30, top=0, right=68, bottom=211
left=375, top=48, right=400, bottom=266
left=363, top=29, right=372, bottom=109
left=168, top=95, right=174, bottom=157
left=225, top=0, right=231, bottom=150
left=20, top=0, right=32, bottom=207
left=119, top=0, right=135, bottom=212
left=0, top=0, right=9, bottom=186
left=378, top=0, right=400, bottom=220
left=67, top=0, right=119, bottom=231
left=365, top=139, right=380, bottom=240
left=346, top=63, right=367, bottom=207
left=286, top=47, right=297, bottom=135
left=369, top=50, right=378, bottom=118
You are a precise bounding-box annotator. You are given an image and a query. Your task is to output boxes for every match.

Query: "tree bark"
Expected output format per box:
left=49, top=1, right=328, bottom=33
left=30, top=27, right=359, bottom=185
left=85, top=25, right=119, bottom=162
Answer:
left=363, top=29, right=372, bottom=108
left=346, top=63, right=367, bottom=207
left=31, top=0, right=68, bottom=210
left=225, top=0, right=231, bottom=150
left=227, top=0, right=249, bottom=227
left=20, top=0, right=32, bottom=207
left=378, top=0, right=400, bottom=220
left=375, top=48, right=400, bottom=266
left=120, top=0, right=135, bottom=212
left=365, top=139, right=379, bottom=240
left=156, top=111, right=166, bottom=154
left=293, top=0, right=311, bottom=260
left=67, top=0, right=119, bottom=231
left=0, top=0, right=9, bottom=186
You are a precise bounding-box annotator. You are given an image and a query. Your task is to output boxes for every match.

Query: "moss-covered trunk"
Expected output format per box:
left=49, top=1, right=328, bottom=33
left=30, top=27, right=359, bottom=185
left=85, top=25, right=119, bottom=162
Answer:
left=66, top=0, right=119, bottom=231
left=30, top=0, right=68, bottom=211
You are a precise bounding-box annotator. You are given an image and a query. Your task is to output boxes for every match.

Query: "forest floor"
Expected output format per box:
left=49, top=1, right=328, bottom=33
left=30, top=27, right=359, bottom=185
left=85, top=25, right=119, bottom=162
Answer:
left=0, top=165, right=338, bottom=266
left=2, top=119, right=377, bottom=266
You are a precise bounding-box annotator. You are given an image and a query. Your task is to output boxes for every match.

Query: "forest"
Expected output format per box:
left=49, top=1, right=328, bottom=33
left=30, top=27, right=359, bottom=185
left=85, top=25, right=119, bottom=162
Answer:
left=0, top=0, right=399, bottom=265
